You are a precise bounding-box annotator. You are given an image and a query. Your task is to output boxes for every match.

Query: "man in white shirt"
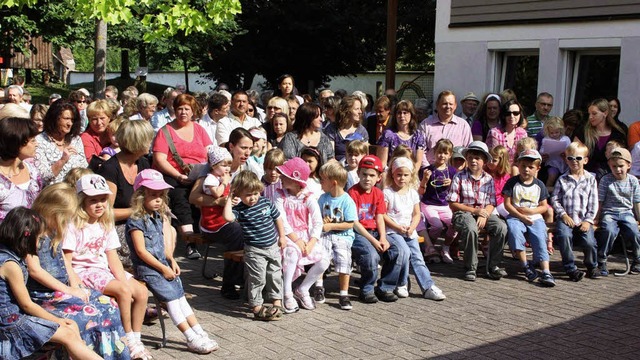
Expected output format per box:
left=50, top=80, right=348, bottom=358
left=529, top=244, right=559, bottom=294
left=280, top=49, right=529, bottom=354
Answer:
left=199, top=93, right=230, bottom=146
left=215, top=90, right=261, bottom=146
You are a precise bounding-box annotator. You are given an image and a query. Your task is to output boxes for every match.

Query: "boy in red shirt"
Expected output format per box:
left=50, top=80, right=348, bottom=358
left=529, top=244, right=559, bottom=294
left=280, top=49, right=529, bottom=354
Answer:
left=349, top=155, right=409, bottom=303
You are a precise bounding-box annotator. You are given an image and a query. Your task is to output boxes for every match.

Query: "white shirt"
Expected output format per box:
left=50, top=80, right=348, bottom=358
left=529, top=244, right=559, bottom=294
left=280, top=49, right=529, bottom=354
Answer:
left=215, top=113, right=261, bottom=145
left=198, top=113, right=222, bottom=146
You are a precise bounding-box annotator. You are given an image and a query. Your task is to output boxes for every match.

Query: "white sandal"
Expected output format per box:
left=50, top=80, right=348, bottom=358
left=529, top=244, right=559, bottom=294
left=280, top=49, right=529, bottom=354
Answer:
left=129, top=341, right=153, bottom=360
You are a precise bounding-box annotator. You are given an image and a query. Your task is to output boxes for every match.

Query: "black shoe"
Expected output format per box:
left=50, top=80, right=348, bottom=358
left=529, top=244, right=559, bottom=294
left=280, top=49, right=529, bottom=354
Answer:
left=631, top=263, right=640, bottom=274
left=313, top=286, right=326, bottom=304
left=374, top=287, right=398, bottom=302
left=221, top=287, right=240, bottom=300
left=186, top=244, right=201, bottom=260
left=585, top=267, right=600, bottom=279
left=488, top=266, right=507, bottom=280
left=339, top=296, right=353, bottom=310
left=567, top=269, right=585, bottom=282
left=359, top=292, right=378, bottom=304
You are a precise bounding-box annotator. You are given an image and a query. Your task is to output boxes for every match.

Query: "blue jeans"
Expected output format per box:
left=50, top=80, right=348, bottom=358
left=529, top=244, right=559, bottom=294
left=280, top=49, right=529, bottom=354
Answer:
left=555, top=220, right=597, bottom=272
left=507, top=217, right=548, bottom=263
left=596, top=212, right=640, bottom=263
left=352, top=230, right=410, bottom=293
left=389, top=233, right=434, bottom=292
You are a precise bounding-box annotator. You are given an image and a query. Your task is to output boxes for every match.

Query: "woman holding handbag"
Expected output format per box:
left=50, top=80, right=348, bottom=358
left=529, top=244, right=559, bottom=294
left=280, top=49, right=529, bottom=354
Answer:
left=153, top=94, right=213, bottom=259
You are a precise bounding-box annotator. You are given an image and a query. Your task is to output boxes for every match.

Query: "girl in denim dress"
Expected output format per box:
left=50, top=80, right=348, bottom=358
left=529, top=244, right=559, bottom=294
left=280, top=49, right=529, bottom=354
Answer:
left=27, top=183, right=130, bottom=359
left=0, top=207, right=101, bottom=360
left=126, top=169, right=219, bottom=354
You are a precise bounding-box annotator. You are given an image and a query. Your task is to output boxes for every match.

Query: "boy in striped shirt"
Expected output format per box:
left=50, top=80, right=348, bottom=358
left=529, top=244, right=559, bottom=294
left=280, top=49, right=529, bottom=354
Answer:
left=224, top=170, right=287, bottom=321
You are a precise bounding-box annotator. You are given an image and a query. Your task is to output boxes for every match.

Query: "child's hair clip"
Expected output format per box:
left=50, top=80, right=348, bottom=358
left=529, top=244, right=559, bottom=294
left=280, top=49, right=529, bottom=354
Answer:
left=24, top=230, right=31, bottom=237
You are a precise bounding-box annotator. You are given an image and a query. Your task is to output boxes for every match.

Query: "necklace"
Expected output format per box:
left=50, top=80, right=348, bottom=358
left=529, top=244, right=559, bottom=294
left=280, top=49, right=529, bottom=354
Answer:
left=0, top=162, right=22, bottom=179
left=51, top=135, right=66, bottom=146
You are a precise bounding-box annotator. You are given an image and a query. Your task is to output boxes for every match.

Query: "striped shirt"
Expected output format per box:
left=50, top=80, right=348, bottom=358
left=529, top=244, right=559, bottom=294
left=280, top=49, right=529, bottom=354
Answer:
left=551, top=172, right=599, bottom=224
left=446, top=169, right=496, bottom=208
left=232, top=197, right=280, bottom=248
left=598, top=173, right=640, bottom=215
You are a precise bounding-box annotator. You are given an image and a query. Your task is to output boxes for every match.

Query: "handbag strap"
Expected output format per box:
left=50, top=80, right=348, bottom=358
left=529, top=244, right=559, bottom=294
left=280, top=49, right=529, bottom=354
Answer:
left=161, top=125, right=187, bottom=170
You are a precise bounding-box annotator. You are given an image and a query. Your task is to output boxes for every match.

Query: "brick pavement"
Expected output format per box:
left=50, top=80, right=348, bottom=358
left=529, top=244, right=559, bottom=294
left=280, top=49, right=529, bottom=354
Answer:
left=142, top=244, right=640, bottom=359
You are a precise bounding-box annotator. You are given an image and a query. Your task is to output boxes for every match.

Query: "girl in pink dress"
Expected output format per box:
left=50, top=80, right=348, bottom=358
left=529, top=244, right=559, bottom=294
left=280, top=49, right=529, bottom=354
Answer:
left=275, top=158, right=329, bottom=313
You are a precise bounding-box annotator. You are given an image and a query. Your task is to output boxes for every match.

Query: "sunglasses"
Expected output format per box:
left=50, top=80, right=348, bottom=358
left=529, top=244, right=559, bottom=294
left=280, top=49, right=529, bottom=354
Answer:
left=267, top=106, right=281, bottom=110
left=566, top=156, right=584, bottom=161
left=75, top=100, right=90, bottom=104
left=504, top=111, right=521, bottom=116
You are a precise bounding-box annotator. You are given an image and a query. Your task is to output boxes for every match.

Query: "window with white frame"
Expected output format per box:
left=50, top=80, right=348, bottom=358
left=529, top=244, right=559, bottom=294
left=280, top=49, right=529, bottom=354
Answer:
left=569, top=51, right=620, bottom=112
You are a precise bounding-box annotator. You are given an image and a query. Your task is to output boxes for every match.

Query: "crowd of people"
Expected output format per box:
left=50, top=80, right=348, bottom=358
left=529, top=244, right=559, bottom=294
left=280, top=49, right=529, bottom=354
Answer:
left=1, top=74, right=640, bottom=359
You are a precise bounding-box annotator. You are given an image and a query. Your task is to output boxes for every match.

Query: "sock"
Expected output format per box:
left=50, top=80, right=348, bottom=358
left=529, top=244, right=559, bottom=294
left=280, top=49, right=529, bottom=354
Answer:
left=521, top=261, right=528, bottom=269
left=543, top=269, right=551, bottom=274
left=183, top=328, right=197, bottom=342
left=442, top=245, right=450, bottom=252
left=134, top=332, right=141, bottom=341
left=126, top=332, right=136, bottom=346
left=192, top=324, right=205, bottom=336
left=315, top=279, right=324, bottom=287
left=298, top=258, right=330, bottom=294
left=339, top=290, right=349, bottom=296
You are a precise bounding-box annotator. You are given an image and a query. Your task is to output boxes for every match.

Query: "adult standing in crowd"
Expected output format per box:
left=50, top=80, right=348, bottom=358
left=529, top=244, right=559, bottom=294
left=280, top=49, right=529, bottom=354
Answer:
left=376, top=100, right=426, bottom=169
left=96, top=120, right=154, bottom=267
left=80, top=100, right=113, bottom=162
left=321, top=95, right=341, bottom=129
left=35, top=100, right=87, bottom=186
left=0, top=118, right=42, bottom=221
left=365, top=95, right=392, bottom=144
left=29, top=104, right=47, bottom=133
left=198, top=93, right=230, bottom=146
left=151, top=87, right=179, bottom=132
left=526, top=92, right=554, bottom=138
left=129, top=93, right=158, bottom=122
left=486, top=99, right=528, bottom=164
left=153, top=94, right=213, bottom=259
left=279, top=102, right=335, bottom=163
left=472, top=94, right=501, bottom=142
left=68, top=90, right=90, bottom=131
left=573, top=98, right=626, bottom=179
left=459, top=92, right=479, bottom=126
left=420, top=90, right=473, bottom=167
left=215, top=90, right=261, bottom=146
left=324, top=95, right=368, bottom=162
left=274, top=74, right=304, bottom=105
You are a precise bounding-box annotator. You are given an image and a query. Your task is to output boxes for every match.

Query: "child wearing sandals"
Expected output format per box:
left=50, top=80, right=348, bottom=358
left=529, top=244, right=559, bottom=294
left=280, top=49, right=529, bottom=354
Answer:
left=384, top=157, right=447, bottom=300
left=127, top=169, right=219, bottom=353
left=419, top=139, right=458, bottom=263
left=223, top=170, right=287, bottom=321
left=63, top=174, right=152, bottom=359
left=275, top=158, right=330, bottom=313
left=0, top=207, right=102, bottom=360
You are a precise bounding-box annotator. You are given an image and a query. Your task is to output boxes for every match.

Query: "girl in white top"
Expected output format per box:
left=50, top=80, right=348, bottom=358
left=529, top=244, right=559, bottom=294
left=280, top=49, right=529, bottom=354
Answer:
left=383, top=157, right=446, bottom=301
left=62, top=174, right=152, bottom=360
left=540, top=117, right=570, bottom=187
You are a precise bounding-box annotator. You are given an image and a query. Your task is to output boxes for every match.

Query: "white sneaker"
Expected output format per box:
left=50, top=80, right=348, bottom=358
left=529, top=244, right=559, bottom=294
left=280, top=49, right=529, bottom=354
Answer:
left=423, top=285, right=446, bottom=301
left=394, top=285, right=409, bottom=298
left=199, top=333, right=219, bottom=352
left=187, top=336, right=215, bottom=354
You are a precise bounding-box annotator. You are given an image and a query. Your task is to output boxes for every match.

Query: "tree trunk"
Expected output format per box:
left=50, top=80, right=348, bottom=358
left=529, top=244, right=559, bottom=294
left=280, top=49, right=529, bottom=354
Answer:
left=120, top=49, right=130, bottom=79
left=183, top=56, right=189, bottom=93
left=94, top=19, right=107, bottom=99
left=137, top=44, right=147, bottom=93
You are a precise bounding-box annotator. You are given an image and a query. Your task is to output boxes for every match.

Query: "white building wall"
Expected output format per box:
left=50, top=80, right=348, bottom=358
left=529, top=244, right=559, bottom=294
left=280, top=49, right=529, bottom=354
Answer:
left=434, top=0, right=640, bottom=124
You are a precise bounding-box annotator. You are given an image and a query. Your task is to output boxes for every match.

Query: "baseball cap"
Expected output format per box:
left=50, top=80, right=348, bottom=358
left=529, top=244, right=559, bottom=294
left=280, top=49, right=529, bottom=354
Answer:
left=608, top=147, right=632, bottom=163
left=518, top=149, right=542, bottom=161
left=358, top=155, right=384, bottom=172
left=276, top=157, right=310, bottom=188
left=76, top=174, right=112, bottom=196
left=133, top=169, right=174, bottom=191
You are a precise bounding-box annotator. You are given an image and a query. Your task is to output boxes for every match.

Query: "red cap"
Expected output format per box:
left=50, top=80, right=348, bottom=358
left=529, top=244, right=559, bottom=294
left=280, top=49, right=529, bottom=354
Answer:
left=358, top=155, right=383, bottom=172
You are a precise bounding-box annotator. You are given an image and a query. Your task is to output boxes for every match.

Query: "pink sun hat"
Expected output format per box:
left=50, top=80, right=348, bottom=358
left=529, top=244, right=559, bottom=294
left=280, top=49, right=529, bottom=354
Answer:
left=276, top=157, right=310, bottom=188
left=134, top=169, right=174, bottom=191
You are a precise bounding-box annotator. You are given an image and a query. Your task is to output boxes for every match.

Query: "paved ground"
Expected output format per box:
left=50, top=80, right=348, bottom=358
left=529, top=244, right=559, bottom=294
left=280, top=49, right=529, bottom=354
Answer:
left=142, top=243, right=640, bottom=359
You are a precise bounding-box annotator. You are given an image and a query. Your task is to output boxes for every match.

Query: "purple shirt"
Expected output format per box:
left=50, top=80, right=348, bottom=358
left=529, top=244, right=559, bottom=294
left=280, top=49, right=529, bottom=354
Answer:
left=421, top=165, right=457, bottom=206
left=377, top=129, right=426, bottom=155
left=419, top=114, right=473, bottom=167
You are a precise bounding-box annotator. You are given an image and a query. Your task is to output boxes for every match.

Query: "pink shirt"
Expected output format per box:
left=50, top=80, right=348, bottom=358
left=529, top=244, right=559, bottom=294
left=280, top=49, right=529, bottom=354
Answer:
left=62, top=223, right=120, bottom=272
left=493, top=172, right=511, bottom=205
left=419, top=114, right=473, bottom=166
left=486, top=126, right=528, bottom=164
left=153, top=122, right=213, bottom=174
